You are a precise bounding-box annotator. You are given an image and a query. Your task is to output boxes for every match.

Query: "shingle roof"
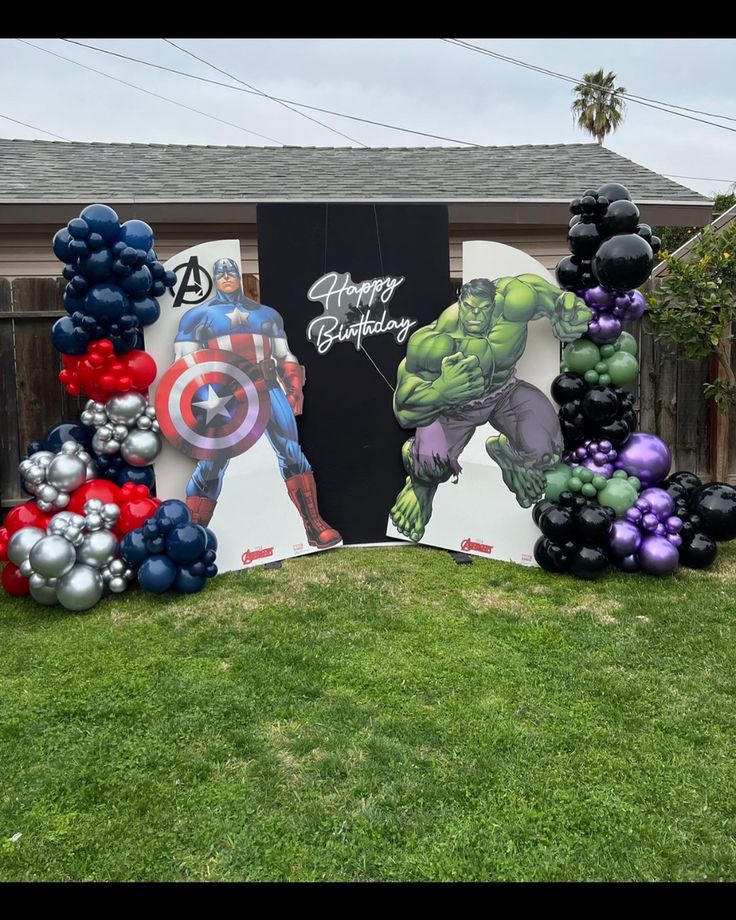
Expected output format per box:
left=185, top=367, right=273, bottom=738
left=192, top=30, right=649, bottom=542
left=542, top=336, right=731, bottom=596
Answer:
left=0, top=139, right=709, bottom=203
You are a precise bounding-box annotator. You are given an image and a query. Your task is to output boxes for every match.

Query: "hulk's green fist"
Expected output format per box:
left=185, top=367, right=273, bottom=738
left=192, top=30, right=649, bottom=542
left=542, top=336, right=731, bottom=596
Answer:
left=550, top=291, right=592, bottom=343
left=434, top=352, right=485, bottom=406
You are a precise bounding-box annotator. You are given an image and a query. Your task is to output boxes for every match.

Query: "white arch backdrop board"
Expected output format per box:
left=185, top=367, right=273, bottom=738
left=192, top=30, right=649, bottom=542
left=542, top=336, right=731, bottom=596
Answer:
left=386, top=240, right=562, bottom=565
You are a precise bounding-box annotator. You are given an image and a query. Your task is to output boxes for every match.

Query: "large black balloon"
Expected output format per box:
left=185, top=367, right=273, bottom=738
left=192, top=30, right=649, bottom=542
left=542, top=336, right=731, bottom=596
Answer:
left=556, top=255, right=582, bottom=289
left=592, top=234, right=654, bottom=292
left=568, top=220, right=602, bottom=259
left=551, top=373, right=586, bottom=406
left=534, top=536, right=565, bottom=573
left=582, top=386, right=620, bottom=424
left=597, top=182, right=631, bottom=203
left=662, top=479, right=689, bottom=504
left=570, top=545, right=609, bottom=580
left=532, top=499, right=554, bottom=527
left=690, top=483, right=736, bottom=541
left=595, top=417, right=634, bottom=447
left=679, top=532, right=718, bottom=569
left=540, top=506, right=575, bottom=543
left=670, top=471, right=703, bottom=498
left=600, top=199, right=640, bottom=236
left=575, top=505, right=613, bottom=547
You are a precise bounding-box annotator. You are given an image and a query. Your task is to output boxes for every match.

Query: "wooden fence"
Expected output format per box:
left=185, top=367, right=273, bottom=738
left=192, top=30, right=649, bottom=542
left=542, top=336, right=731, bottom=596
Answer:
left=2, top=274, right=734, bottom=514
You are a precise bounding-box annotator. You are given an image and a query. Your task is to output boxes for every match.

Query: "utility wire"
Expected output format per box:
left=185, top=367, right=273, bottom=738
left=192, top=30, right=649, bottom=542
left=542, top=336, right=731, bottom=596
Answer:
left=163, top=38, right=367, bottom=147
left=0, top=112, right=70, bottom=141
left=17, top=39, right=286, bottom=145
left=443, top=38, right=736, bottom=136
left=59, top=38, right=481, bottom=146
left=664, top=173, right=735, bottom=185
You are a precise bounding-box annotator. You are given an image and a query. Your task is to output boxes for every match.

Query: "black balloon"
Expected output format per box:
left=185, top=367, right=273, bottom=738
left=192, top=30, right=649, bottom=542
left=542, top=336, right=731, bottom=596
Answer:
left=595, top=417, right=634, bottom=448
left=583, top=386, right=620, bottom=424
left=568, top=220, right=603, bottom=259
left=556, top=255, right=582, bottom=289
left=570, top=545, right=609, bottom=580
left=569, top=215, right=582, bottom=228
left=597, top=182, right=631, bottom=203
left=600, top=199, right=640, bottom=236
left=534, top=536, right=564, bottom=572
left=679, top=532, right=718, bottom=569
left=690, top=483, right=736, bottom=541
left=532, top=499, right=553, bottom=527
left=592, top=233, right=654, bottom=292
left=569, top=198, right=582, bottom=215
left=575, top=505, right=613, bottom=547
left=551, top=373, right=586, bottom=405
left=670, top=471, right=703, bottom=497
left=540, top=506, right=575, bottom=543
left=662, top=479, right=689, bottom=504
left=636, top=223, right=653, bottom=243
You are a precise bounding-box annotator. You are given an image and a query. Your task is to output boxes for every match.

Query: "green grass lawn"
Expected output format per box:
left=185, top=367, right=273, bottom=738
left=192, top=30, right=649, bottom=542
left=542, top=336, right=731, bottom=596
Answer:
left=1, top=543, right=736, bottom=881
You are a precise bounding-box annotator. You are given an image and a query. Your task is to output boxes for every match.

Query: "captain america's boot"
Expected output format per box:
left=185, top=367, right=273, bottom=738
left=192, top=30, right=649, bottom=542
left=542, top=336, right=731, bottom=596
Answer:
left=186, top=496, right=217, bottom=527
left=285, top=472, right=342, bottom=549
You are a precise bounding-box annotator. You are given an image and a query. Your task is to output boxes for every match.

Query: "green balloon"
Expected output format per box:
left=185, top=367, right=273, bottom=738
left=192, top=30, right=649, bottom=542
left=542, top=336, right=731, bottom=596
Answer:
left=564, top=339, right=601, bottom=374
left=628, top=476, right=641, bottom=490
left=545, top=463, right=574, bottom=502
left=600, top=344, right=615, bottom=358
left=617, top=331, right=638, bottom=356
left=582, top=483, right=597, bottom=498
left=577, top=467, right=594, bottom=484
left=568, top=477, right=583, bottom=493
left=605, top=350, right=639, bottom=385
left=612, top=469, right=628, bottom=479
left=592, top=474, right=608, bottom=491
left=598, top=374, right=612, bottom=386
left=597, top=479, right=638, bottom=516
left=595, top=361, right=608, bottom=374
left=584, top=369, right=600, bottom=385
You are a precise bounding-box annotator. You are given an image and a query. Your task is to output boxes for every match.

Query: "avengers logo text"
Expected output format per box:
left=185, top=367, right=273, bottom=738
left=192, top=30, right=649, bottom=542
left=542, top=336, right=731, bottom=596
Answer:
left=241, top=546, right=275, bottom=566
left=461, top=538, right=493, bottom=555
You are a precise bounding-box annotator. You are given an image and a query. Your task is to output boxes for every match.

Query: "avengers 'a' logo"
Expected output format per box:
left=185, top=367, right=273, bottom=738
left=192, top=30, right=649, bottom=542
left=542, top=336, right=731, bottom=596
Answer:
left=171, top=256, right=213, bottom=308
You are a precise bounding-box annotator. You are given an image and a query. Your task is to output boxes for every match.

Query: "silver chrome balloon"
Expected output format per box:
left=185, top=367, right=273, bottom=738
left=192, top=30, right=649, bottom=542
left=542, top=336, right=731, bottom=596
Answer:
left=76, top=530, right=118, bottom=567
left=46, top=454, right=88, bottom=492
left=106, top=392, right=147, bottom=426
left=19, top=559, right=33, bottom=577
left=120, top=428, right=161, bottom=466
left=30, top=581, right=60, bottom=606
left=7, top=526, right=45, bottom=566
left=29, top=535, right=76, bottom=578
left=56, top=564, right=103, bottom=612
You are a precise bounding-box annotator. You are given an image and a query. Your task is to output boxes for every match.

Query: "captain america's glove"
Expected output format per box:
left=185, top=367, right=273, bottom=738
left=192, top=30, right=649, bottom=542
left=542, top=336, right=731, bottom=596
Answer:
left=280, top=361, right=306, bottom=415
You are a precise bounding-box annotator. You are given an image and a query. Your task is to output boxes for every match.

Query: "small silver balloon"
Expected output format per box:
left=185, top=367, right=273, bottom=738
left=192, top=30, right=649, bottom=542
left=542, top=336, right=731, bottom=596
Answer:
left=60, top=440, right=81, bottom=455
left=102, top=503, right=120, bottom=526
left=19, top=559, right=33, bottom=577
left=120, top=429, right=161, bottom=466
left=29, top=535, right=76, bottom=578
left=8, top=527, right=45, bottom=566
left=108, top=576, right=128, bottom=594
left=76, top=530, right=118, bottom=567
left=30, top=581, right=59, bottom=606
left=112, top=424, right=129, bottom=442
left=136, top=415, right=152, bottom=430
left=85, top=463, right=98, bottom=481
left=106, top=392, right=147, bottom=425
left=85, top=513, right=104, bottom=532
left=108, top=558, right=126, bottom=576
left=56, top=564, right=103, bottom=612
left=38, top=484, right=58, bottom=504
left=54, top=492, right=70, bottom=510
left=85, top=499, right=103, bottom=514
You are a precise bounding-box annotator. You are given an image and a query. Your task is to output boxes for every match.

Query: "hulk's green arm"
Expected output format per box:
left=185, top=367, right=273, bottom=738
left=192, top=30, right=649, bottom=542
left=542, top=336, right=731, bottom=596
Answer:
left=495, top=274, right=564, bottom=323
left=393, top=322, right=457, bottom=429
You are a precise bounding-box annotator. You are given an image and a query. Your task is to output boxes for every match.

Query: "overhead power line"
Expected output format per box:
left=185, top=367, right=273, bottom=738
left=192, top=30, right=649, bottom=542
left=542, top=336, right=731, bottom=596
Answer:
left=59, top=38, right=481, bottom=146
left=0, top=112, right=70, bottom=141
left=17, top=39, right=286, bottom=145
left=664, top=173, right=736, bottom=185
left=443, top=38, right=736, bottom=137
left=163, top=38, right=367, bottom=147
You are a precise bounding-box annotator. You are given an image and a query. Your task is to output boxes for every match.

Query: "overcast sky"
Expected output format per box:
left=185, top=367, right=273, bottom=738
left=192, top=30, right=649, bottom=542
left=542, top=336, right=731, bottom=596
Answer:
left=1, top=37, right=734, bottom=199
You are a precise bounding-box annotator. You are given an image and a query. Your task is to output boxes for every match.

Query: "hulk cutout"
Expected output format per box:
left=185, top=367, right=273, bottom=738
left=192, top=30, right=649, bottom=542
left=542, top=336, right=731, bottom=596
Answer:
left=390, top=275, right=592, bottom=542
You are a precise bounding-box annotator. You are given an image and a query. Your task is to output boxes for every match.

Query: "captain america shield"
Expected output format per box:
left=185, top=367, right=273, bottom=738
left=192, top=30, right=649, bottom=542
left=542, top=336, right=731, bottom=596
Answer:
left=155, top=348, right=271, bottom=460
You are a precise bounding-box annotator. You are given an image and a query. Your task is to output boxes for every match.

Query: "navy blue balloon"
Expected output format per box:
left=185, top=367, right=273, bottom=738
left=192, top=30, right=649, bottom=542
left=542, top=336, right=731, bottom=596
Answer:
left=113, top=260, right=133, bottom=278
left=79, top=249, right=114, bottom=283
left=134, top=249, right=148, bottom=267
left=121, top=529, right=149, bottom=567
left=121, top=265, right=152, bottom=296
left=204, top=528, right=218, bottom=552
left=62, top=264, right=78, bottom=281
left=146, top=249, right=158, bottom=263
left=150, top=280, right=166, bottom=298
left=174, top=568, right=207, bottom=594
left=167, top=523, right=207, bottom=564
left=164, top=270, right=177, bottom=288
left=120, top=247, right=138, bottom=267
left=116, top=464, right=155, bottom=490
left=53, top=228, right=74, bottom=263
left=80, top=204, right=121, bottom=244
left=149, top=261, right=166, bottom=280
left=51, top=315, right=89, bottom=355
left=42, top=421, right=93, bottom=453
left=69, top=239, right=89, bottom=260
left=85, top=283, right=129, bottom=321
left=86, top=232, right=105, bottom=252
left=205, top=564, right=217, bottom=578
left=189, top=560, right=206, bottom=577
left=67, top=218, right=90, bottom=240
left=70, top=275, right=90, bottom=295
left=156, top=499, right=191, bottom=528
left=119, top=220, right=154, bottom=252
left=146, top=536, right=166, bottom=554
left=138, top=555, right=178, bottom=593
left=131, top=295, right=160, bottom=326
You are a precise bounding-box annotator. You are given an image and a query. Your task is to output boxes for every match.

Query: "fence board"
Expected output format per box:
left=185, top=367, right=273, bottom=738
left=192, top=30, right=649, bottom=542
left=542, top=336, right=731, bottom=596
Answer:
left=0, top=279, right=20, bottom=506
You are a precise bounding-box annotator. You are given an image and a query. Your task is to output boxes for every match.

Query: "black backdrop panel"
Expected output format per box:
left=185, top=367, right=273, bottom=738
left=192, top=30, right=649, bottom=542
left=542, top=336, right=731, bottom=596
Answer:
left=257, top=203, right=451, bottom=544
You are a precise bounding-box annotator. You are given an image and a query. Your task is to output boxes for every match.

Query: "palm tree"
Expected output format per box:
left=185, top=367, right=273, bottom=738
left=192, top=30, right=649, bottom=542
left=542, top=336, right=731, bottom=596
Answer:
left=571, top=69, right=627, bottom=145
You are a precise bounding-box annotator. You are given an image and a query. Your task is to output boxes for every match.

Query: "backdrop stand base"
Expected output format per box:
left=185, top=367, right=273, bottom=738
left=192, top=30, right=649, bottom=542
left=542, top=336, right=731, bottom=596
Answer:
left=264, top=560, right=283, bottom=570
left=448, top=551, right=473, bottom=565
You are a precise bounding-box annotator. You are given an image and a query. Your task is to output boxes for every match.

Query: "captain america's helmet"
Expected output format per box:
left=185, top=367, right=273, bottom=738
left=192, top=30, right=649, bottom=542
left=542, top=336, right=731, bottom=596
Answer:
left=213, top=257, right=240, bottom=281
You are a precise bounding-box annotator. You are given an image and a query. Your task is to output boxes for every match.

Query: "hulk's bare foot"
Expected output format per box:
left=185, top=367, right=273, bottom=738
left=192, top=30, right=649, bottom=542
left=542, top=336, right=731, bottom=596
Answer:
left=390, top=476, right=438, bottom=542
left=486, top=435, right=548, bottom=508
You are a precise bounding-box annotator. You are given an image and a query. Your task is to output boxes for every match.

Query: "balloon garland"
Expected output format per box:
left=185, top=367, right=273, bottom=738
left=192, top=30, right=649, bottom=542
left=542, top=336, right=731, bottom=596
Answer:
left=535, top=182, right=736, bottom=578
left=0, top=204, right=218, bottom=609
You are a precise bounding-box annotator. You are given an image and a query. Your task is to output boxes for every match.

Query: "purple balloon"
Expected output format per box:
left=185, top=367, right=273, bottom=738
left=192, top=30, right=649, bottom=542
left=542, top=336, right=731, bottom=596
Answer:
left=615, top=433, right=672, bottom=487
left=666, top=515, right=683, bottom=534
left=643, top=513, right=659, bottom=531
left=626, top=507, right=642, bottom=524
left=625, top=289, right=647, bottom=321
left=639, top=487, right=675, bottom=520
left=585, top=286, right=614, bottom=309
left=618, top=553, right=641, bottom=573
left=587, top=313, right=622, bottom=345
left=667, top=533, right=683, bottom=548
left=639, top=534, right=679, bottom=576
left=582, top=458, right=614, bottom=478
left=655, top=523, right=667, bottom=536
left=609, top=520, right=642, bottom=557
left=615, top=295, right=631, bottom=310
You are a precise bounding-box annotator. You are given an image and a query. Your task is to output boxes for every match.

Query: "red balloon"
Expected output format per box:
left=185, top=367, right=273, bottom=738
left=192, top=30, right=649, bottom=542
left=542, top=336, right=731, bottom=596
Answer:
left=5, top=501, right=52, bottom=536
left=126, top=350, right=157, bottom=390
left=116, top=498, right=159, bottom=536
left=0, top=527, right=8, bottom=562
left=67, top=479, right=122, bottom=514
left=1, top=563, right=30, bottom=597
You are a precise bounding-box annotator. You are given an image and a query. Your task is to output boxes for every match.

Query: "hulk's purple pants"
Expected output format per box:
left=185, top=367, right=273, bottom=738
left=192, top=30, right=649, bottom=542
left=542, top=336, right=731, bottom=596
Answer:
left=408, top=375, right=563, bottom=481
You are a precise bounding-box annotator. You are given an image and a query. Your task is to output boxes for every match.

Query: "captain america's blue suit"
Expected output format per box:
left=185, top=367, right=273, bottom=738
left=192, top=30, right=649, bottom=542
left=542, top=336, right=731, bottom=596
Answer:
left=173, top=258, right=341, bottom=549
